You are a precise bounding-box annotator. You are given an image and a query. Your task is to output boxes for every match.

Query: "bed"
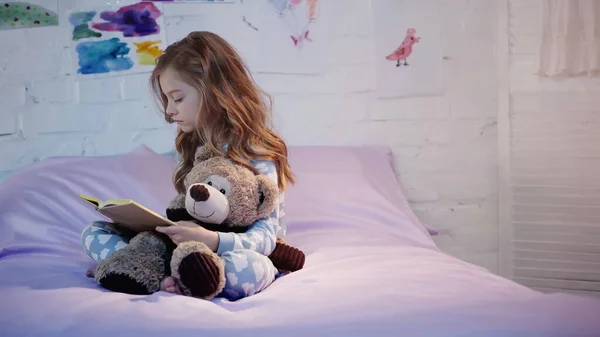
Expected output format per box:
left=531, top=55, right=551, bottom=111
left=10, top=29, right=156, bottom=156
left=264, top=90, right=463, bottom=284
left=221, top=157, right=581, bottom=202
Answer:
left=0, top=144, right=599, bottom=337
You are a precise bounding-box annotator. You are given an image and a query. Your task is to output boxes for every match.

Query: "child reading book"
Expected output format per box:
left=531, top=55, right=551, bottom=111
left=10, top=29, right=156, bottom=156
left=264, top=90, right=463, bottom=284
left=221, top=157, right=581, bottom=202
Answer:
left=80, top=31, right=294, bottom=301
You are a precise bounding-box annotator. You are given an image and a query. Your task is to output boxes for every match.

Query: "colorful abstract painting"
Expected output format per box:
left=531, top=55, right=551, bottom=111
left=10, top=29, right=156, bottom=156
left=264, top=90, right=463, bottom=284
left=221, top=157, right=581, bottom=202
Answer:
left=67, top=1, right=167, bottom=78
left=0, top=1, right=58, bottom=30
left=253, top=0, right=328, bottom=74
left=372, top=0, right=443, bottom=98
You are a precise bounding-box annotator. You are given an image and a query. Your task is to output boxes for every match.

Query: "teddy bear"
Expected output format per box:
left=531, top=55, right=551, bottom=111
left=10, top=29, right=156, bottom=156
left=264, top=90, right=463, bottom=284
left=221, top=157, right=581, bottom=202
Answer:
left=93, top=145, right=305, bottom=300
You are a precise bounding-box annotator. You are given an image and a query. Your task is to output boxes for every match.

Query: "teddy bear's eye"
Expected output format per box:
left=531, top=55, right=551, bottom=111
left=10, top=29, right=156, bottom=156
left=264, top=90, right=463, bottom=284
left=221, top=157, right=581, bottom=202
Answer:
left=207, top=181, right=212, bottom=186
left=219, top=189, right=226, bottom=194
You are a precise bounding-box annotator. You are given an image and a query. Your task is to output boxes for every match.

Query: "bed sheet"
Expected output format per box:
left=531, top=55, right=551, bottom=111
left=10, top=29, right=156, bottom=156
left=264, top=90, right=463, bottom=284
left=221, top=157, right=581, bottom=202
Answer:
left=0, top=145, right=599, bottom=337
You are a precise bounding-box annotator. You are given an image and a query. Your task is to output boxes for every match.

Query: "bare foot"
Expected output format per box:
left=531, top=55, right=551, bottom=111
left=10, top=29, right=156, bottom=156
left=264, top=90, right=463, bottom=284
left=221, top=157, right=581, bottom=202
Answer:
left=85, top=268, right=96, bottom=278
left=160, top=276, right=182, bottom=294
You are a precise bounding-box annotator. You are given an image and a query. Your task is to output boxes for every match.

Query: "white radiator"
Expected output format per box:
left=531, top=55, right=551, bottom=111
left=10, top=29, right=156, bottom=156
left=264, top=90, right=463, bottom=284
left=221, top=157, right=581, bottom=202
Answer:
left=498, top=0, right=600, bottom=296
left=509, top=93, right=600, bottom=295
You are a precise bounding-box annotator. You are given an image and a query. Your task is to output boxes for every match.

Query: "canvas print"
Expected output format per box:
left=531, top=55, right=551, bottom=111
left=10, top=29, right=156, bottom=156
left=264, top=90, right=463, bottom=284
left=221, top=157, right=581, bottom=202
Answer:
left=67, top=1, right=167, bottom=78
left=372, top=0, right=443, bottom=98
left=253, top=0, right=328, bottom=74
left=0, top=1, right=58, bottom=30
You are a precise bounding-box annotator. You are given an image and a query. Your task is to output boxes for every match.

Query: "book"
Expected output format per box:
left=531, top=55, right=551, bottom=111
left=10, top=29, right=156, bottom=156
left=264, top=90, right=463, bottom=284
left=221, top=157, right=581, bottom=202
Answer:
left=78, top=194, right=177, bottom=233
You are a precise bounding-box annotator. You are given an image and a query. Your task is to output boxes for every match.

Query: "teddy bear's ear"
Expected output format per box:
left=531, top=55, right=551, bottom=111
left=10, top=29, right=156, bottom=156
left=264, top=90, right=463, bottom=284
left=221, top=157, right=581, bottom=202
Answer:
left=168, top=193, right=186, bottom=209
left=255, top=174, right=279, bottom=219
left=194, top=145, right=218, bottom=164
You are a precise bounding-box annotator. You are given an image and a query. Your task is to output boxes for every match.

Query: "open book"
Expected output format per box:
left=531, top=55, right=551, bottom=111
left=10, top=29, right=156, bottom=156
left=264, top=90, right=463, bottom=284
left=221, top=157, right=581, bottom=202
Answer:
left=79, top=194, right=177, bottom=233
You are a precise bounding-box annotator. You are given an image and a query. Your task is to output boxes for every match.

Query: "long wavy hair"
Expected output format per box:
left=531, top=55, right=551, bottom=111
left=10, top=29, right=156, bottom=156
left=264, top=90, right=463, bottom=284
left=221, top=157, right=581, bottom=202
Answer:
left=150, top=31, right=294, bottom=194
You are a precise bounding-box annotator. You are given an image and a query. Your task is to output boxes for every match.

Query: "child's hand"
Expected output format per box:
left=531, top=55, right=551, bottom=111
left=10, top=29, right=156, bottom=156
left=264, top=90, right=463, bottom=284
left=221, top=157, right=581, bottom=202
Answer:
left=176, top=221, right=201, bottom=228
left=156, top=222, right=202, bottom=244
left=156, top=222, right=219, bottom=251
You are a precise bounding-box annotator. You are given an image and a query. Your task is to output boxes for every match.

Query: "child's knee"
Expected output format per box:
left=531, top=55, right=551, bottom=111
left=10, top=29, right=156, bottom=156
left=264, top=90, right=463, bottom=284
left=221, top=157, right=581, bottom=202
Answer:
left=81, top=221, right=129, bottom=263
left=222, top=249, right=256, bottom=266
left=221, top=249, right=274, bottom=274
left=81, top=221, right=107, bottom=247
left=81, top=221, right=108, bottom=238
left=81, top=222, right=99, bottom=246
left=220, top=250, right=277, bottom=300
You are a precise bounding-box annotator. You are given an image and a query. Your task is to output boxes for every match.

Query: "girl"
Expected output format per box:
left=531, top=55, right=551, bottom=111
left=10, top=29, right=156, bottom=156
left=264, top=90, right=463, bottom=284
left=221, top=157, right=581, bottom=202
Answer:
left=81, top=31, right=294, bottom=301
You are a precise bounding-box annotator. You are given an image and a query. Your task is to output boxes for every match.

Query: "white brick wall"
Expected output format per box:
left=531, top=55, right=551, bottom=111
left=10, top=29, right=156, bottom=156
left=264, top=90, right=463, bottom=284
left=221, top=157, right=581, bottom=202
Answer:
left=0, top=0, right=500, bottom=272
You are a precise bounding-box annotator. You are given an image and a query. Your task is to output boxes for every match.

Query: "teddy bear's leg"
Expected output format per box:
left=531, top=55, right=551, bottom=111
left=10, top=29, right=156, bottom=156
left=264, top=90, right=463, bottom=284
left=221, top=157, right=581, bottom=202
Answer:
left=269, top=237, right=306, bottom=273
left=94, top=231, right=172, bottom=295
left=170, top=241, right=226, bottom=300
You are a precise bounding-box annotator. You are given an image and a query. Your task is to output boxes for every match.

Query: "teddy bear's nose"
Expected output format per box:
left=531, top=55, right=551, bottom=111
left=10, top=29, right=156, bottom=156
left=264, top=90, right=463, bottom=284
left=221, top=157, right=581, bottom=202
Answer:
left=190, top=184, right=210, bottom=202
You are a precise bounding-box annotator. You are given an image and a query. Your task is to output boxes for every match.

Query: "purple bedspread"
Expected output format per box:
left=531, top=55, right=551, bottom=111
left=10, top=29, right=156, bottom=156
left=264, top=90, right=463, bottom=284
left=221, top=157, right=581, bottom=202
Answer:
left=0, top=145, right=599, bottom=337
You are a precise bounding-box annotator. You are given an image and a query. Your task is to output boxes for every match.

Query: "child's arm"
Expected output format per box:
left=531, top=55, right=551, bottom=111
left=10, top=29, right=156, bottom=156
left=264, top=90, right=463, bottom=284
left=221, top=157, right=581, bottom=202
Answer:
left=215, top=160, right=281, bottom=256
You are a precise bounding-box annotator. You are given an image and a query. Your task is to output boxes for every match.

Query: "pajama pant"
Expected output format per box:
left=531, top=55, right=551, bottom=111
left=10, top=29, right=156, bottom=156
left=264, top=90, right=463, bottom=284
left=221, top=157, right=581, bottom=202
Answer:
left=81, top=221, right=278, bottom=301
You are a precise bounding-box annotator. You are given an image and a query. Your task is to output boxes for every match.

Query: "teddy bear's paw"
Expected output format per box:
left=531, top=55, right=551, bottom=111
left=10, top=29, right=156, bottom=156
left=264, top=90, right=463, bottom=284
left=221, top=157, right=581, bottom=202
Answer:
left=95, top=231, right=168, bottom=295
left=166, top=207, right=195, bottom=222
left=170, top=241, right=225, bottom=300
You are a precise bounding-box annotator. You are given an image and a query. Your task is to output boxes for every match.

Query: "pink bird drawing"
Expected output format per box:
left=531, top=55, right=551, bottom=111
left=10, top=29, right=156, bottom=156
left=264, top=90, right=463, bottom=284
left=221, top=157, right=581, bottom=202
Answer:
left=385, top=28, right=420, bottom=67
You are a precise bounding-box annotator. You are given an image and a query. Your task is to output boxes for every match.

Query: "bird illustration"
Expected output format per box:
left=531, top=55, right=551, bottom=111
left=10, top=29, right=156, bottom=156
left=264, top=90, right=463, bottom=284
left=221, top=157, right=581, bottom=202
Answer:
left=385, top=28, right=420, bottom=67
